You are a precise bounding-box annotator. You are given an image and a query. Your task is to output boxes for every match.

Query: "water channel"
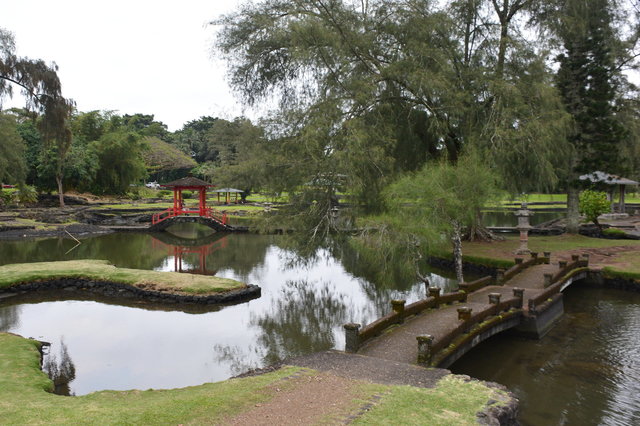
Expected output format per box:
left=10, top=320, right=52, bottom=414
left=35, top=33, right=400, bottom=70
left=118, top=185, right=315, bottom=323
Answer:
left=1, top=226, right=639, bottom=425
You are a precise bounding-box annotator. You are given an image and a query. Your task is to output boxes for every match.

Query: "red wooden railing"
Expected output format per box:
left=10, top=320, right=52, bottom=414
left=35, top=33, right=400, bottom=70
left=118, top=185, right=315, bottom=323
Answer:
left=152, top=207, right=228, bottom=225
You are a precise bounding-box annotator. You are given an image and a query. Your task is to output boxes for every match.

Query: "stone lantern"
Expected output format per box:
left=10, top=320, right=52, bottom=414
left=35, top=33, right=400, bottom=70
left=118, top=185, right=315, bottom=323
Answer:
left=514, top=202, right=533, bottom=255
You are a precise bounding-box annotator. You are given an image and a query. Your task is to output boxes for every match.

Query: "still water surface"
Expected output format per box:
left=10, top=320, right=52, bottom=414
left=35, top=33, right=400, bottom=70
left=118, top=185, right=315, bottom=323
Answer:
left=0, top=228, right=457, bottom=395
left=451, top=286, right=640, bottom=426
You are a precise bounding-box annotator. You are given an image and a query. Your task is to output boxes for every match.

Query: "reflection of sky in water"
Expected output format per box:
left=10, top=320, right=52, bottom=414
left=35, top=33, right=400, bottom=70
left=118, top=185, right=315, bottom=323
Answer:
left=0, top=238, right=457, bottom=395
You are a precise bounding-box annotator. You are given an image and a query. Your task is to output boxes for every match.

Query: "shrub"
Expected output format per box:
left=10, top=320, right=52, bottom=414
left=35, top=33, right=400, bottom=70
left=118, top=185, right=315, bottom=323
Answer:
left=14, top=185, right=38, bottom=204
left=602, top=228, right=626, bottom=238
left=579, top=190, right=610, bottom=228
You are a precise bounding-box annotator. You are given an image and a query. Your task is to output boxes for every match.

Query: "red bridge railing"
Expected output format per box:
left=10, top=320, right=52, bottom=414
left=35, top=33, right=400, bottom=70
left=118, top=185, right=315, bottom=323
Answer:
left=152, top=207, right=228, bottom=225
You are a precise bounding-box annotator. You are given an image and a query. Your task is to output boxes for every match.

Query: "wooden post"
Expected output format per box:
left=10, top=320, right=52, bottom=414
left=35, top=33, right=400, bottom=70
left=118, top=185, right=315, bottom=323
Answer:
left=543, top=273, right=553, bottom=288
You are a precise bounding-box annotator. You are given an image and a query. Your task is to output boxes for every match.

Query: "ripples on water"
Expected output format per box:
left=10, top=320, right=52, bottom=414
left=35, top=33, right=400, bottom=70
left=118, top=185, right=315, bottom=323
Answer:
left=451, top=286, right=640, bottom=426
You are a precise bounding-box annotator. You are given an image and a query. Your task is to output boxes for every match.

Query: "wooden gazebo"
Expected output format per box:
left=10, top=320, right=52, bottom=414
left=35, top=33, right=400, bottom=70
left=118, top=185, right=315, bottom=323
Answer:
left=579, top=171, right=639, bottom=214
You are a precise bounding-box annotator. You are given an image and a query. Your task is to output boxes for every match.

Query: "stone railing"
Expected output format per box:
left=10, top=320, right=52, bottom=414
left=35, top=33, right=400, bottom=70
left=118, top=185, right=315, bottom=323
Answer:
left=527, top=254, right=590, bottom=314
left=498, top=251, right=551, bottom=284
left=417, top=288, right=525, bottom=367
left=343, top=287, right=468, bottom=353
left=458, top=276, right=493, bottom=293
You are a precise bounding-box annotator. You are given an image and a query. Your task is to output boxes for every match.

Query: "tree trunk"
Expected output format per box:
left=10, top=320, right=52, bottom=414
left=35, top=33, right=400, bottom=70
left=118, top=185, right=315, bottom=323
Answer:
left=452, top=221, right=464, bottom=283
left=566, top=187, right=580, bottom=233
left=56, top=174, right=65, bottom=208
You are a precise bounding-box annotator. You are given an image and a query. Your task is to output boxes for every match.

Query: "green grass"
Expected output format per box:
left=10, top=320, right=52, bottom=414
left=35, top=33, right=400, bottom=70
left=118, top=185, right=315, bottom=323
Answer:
left=0, top=260, right=245, bottom=294
left=354, top=375, right=511, bottom=425
left=0, top=333, right=305, bottom=425
left=0, top=333, right=509, bottom=425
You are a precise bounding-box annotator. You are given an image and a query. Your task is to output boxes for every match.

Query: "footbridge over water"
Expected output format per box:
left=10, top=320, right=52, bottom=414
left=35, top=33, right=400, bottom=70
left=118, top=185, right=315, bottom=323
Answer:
left=344, top=253, right=590, bottom=369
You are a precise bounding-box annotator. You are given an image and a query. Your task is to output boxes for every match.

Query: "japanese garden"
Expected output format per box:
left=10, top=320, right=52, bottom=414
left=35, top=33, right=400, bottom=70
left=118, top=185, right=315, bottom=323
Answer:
left=2, top=1, right=640, bottom=424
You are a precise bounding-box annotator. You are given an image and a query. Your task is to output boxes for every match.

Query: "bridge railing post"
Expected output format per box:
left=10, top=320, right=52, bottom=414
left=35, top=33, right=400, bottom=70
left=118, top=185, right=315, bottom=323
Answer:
left=543, top=273, right=553, bottom=288
left=530, top=252, right=538, bottom=259
left=528, top=299, right=537, bottom=315
left=581, top=253, right=590, bottom=266
left=496, top=269, right=505, bottom=285
left=488, top=293, right=501, bottom=315
left=417, top=334, right=434, bottom=365
left=512, top=288, right=524, bottom=309
left=344, top=323, right=361, bottom=353
left=391, top=299, right=406, bottom=322
left=543, top=251, right=551, bottom=264
left=558, top=260, right=567, bottom=269
left=457, top=307, right=473, bottom=333
left=428, top=287, right=441, bottom=308
left=571, top=254, right=580, bottom=262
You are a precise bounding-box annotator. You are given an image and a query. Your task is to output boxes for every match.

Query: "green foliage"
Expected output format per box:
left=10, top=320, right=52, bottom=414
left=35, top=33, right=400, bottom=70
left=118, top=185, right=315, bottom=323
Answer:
left=385, top=150, right=501, bottom=248
left=91, top=130, right=148, bottom=194
left=14, top=185, right=37, bottom=204
left=0, top=113, right=26, bottom=185
left=579, top=189, right=610, bottom=226
left=142, top=136, right=196, bottom=180
left=602, top=227, right=626, bottom=238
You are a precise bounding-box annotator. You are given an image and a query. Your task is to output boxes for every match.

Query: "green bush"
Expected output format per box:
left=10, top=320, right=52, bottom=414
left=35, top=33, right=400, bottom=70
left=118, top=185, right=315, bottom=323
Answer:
left=602, top=228, right=626, bottom=238
left=14, top=186, right=38, bottom=204
left=579, top=190, right=610, bottom=227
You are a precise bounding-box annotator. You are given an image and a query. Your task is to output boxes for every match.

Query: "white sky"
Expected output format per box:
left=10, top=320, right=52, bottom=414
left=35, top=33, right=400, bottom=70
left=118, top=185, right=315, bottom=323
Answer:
left=2, top=0, right=248, bottom=131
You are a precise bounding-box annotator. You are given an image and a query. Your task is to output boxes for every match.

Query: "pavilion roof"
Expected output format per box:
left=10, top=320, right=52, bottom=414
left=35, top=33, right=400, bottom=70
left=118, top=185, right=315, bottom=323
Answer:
left=212, top=188, right=244, bottom=193
left=579, top=171, right=639, bottom=186
left=161, top=176, right=212, bottom=187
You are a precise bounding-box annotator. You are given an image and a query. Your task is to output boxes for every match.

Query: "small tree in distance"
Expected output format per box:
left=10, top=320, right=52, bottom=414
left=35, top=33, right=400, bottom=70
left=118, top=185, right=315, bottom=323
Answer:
left=579, top=189, right=611, bottom=230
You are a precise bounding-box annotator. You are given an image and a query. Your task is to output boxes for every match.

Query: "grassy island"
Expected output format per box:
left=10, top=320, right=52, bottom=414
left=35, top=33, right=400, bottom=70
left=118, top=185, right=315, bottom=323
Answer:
left=0, top=333, right=510, bottom=425
left=0, top=260, right=246, bottom=295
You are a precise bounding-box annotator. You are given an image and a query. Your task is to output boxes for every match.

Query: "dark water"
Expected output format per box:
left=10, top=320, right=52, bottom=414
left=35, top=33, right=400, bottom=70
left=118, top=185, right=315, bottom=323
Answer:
left=0, top=226, right=458, bottom=395
left=482, top=210, right=564, bottom=227
left=451, top=286, right=640, bottom=426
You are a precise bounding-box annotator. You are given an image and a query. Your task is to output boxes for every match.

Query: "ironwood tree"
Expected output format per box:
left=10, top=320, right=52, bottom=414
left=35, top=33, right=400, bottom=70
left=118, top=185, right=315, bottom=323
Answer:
left=0, top=28, right=73, bottom=206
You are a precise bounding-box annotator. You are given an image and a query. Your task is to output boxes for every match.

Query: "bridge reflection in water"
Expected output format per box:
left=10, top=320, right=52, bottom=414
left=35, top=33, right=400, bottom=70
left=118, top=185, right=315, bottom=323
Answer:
left=151, top=230, right=229, bottom=276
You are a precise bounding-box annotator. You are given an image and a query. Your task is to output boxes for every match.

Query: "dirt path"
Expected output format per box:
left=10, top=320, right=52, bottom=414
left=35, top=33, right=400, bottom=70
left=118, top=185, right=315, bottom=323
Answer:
left=223, top=371, right=362, bottom=425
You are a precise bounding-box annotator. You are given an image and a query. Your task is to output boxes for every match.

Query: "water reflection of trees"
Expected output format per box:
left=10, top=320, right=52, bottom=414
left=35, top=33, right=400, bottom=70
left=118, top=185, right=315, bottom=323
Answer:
left=213, top=279, right=349, bottom=374
left=43, top=339, right=76, bottom=396
left=0, top=304, right=20, bottom=331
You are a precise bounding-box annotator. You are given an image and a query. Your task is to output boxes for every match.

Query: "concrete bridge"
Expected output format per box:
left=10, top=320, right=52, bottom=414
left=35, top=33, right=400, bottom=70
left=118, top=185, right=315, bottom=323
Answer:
left=344, top=253, right=589, bottom=368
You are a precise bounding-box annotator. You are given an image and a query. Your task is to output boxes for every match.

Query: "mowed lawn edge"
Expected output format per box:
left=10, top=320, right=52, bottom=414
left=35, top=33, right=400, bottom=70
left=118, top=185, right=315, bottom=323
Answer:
left=0, top=259, right=246, bottom=295
left=0, top=333, right=510, bottom=425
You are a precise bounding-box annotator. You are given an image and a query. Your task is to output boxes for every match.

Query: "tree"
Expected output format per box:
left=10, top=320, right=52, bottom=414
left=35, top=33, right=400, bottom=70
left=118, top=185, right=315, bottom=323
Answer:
left=579, top=189, right=610, bottom=230
left=142, top=136, right=197, bottom=182
left=544, top=0, right=635, bottom=232
left=91, top=129, right=148, bottom=194
left=0, top=112, right=26, bottom=185
left=0, top=28, right=73, bottom=206
left=384, top=150, right=500, bottom=283
left=214, top=0, right=570, bottom=211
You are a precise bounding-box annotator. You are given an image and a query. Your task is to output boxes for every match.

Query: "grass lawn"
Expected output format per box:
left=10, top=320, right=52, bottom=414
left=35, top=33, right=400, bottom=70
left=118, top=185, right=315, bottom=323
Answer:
left=0, top=333, right=509, bottom=425
left=462, top=234, right=640, bottom=276
left=0, top=260, right=245, bottom=295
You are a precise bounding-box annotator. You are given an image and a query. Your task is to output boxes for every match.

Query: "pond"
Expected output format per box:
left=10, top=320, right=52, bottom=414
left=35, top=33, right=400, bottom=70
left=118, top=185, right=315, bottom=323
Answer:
left=451, top=286, right=640, bottom=426
left=482, top=210, right=564, bottom=228
left=0, top=226, right=459, bottom=396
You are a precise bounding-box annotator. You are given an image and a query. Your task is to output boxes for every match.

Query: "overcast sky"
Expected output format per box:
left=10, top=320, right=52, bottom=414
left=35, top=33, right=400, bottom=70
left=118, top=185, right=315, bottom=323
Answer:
left=2, top=0, right=247, bottom=130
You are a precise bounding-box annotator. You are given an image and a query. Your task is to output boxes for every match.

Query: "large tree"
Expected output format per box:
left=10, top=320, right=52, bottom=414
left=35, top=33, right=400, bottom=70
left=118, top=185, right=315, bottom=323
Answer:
left=549, top=0, right=633, bottom=232
left=0, top=28, right=73, bottom=206
left=214, top=0, right=569, bottom=209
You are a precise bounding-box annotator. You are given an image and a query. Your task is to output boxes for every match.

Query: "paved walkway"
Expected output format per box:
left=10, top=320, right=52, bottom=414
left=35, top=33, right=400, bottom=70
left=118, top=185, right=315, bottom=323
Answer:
left=357, top=262, right=560, bottom=365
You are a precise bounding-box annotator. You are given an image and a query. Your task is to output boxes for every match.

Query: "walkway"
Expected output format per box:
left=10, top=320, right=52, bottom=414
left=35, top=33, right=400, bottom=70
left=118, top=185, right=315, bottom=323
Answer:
left=355, top=256, right=586, bottom=367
